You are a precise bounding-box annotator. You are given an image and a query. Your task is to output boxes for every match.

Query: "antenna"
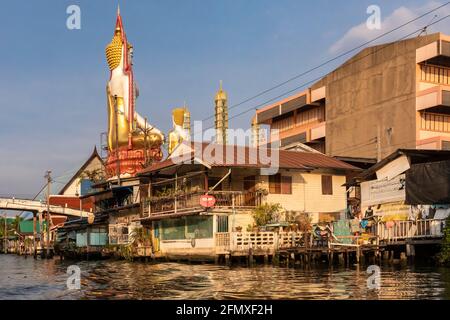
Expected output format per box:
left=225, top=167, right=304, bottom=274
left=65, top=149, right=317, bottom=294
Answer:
left=418, top=14, right=438, bottom=37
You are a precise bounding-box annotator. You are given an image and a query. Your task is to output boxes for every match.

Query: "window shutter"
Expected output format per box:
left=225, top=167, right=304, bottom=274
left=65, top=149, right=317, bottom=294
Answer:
left=281, top=176, right=292, bottom=194
left=269, top=174, right=282, bottom=194
left=321, top=175, right=333, bottom=195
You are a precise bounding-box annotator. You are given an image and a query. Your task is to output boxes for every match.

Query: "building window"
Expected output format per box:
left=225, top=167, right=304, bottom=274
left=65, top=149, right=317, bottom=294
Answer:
left=420, top=64, right=450, bottom=85
left=420, top=112, right=450, bottom=133
left=443, top=141, right=450, bottom=150
left=271, top=114, right=294, bottom=132
left=161, top=216, right=213, bottom=240
left=296, top=106, right=325, bottom=126
left=217, top=216, right=229, bottom=233
left=269, top=174, right=292, bottom=195
left=321, top=175, right=333, bottom=195
left=281, top=176, right=292, bottom=194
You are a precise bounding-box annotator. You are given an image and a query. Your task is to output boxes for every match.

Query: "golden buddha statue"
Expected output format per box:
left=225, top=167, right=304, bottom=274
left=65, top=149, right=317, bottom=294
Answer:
left=168, top=107, right=191, bottom=154
left=104, top=8, right=165, bottom=177
left=105, top=10, right=164, bottom=152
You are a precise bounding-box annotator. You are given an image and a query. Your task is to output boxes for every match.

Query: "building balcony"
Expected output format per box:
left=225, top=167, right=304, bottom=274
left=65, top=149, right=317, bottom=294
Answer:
left=417, top=38, right=450, bottom=67
left=256, top=90, right=325, bottom=125
left=416, top=89, right=450, bottom=150
left=269, top=121, right=326, bottom=152
left=416, top=136, right=450, bottom=151
left=142, top=191, right=263, bottom=220
left=310, top=122, right=326, bottom=141
left=416, top=85, right=450, bottom=114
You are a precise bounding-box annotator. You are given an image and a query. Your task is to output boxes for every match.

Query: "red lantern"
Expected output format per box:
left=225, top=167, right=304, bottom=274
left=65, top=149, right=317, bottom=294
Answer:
left=199, top=194, right=216, bottom=208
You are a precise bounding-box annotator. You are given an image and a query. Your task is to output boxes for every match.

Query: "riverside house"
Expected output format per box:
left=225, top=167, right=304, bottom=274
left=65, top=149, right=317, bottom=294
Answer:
left=136, top=142, right=358, bottom=260
left=349, top=149, right=450, bottom=260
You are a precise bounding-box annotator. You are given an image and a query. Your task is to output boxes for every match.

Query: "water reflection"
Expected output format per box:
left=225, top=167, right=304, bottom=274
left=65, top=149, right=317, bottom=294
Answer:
left=0, top=255, right=449, bottom=300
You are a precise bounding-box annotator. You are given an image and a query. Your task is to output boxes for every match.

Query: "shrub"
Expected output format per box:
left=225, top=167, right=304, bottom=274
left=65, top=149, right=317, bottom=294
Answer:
left=251, top=203, right=282, bottom=227
left=438, top=216, right=450, bottom=265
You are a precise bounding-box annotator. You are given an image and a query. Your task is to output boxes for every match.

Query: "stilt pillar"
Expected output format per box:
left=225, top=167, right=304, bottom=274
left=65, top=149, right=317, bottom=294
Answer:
left=33, top=212, right=37, bottom=259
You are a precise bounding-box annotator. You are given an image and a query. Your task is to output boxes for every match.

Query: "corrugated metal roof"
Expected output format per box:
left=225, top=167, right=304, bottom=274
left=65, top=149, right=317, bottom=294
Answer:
left=138, top=142, right=358, bottom=175
left=355, top=149, right=450, bottom=181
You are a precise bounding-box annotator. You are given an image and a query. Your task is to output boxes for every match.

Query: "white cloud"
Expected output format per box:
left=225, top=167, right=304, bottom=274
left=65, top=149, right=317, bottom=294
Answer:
left=329, top=1, right=450, bottom=54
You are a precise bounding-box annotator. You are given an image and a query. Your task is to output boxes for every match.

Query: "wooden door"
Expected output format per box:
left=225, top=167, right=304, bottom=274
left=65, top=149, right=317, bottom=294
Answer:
left=243, top=176, right=256, bottom=206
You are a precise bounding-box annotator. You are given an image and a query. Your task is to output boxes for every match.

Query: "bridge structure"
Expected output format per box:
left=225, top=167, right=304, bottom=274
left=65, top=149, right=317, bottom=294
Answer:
left=0, top=197, right=90, bottom=218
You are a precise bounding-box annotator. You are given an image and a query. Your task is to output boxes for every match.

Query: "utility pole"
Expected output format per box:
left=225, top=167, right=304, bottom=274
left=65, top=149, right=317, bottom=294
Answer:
left=376, top=125, right=382, bottom=162
left=3, top=212, right=7, bottom=254
left=33, top=212, right=37, bottom=259
left=144, top=117, right=148, bottom=166
left=45, top=171, right=52, bottom=258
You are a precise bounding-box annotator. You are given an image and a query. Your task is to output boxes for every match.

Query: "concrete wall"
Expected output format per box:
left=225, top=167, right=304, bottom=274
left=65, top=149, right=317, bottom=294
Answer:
left=259, top=170, right=347, bottom=215
left=311, top=34, right=443, bottom=159
left=159, top=238, right=216, bottom=257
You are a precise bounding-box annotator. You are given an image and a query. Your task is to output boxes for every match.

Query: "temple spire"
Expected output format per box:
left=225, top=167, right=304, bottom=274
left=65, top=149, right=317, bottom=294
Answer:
left=215, top=81, right=228, bottom=145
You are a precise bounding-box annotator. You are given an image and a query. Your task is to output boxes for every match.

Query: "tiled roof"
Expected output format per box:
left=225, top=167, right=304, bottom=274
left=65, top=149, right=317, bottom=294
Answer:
left=138, top=142, right=358, bottom=175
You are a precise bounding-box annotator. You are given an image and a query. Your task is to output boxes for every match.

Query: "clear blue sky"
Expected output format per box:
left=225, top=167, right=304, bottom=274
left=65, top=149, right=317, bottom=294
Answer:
left=0, top=0, right=444, bottom=198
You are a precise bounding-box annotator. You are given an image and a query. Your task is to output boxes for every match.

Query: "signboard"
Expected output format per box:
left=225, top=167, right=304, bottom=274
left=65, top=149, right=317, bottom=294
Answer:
left=361, top=174, right=406, bottom=208
left=199, top=194, right=216, bottom=208
left=372, top=201, right=410, bottom=220
left=376, top=155, right=410, bottom=181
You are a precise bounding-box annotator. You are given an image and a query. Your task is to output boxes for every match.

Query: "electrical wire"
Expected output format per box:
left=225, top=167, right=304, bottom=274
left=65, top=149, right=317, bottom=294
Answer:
left=193, top=13, right=450, bottom=138
left=195, top=2, right=450, bottom=126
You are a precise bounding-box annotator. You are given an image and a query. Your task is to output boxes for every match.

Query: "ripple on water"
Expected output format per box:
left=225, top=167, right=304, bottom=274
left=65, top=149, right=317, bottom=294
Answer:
left=1, top=255, right=450, bottom=300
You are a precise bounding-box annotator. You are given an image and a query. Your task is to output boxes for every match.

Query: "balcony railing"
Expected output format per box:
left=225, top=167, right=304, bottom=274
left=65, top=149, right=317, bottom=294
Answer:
left=376, top=219, right=446, bottom=243
left=215, top=231, right=305, bottom=253
left=143, top=191, right=263, bottom=217
left=420, top=64, right=450, bottom=85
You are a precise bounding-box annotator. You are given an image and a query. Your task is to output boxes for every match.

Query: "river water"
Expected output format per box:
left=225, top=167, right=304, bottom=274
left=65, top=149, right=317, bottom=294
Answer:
left=1, top=254, right=450, bottom=300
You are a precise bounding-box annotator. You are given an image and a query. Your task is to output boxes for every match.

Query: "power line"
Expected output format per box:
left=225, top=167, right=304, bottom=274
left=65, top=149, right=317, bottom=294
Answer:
left=330, top=138, right=379, bottom=156
left=331, top=132, right=441, bottom=158
left=196, top=1, right=450, bottom=126
left=194, top=13, right=450, bottom=138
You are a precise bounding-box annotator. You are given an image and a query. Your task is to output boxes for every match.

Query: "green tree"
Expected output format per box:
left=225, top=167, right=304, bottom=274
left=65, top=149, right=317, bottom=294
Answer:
left=10, top=216, right=22, bottom=234
left=438, top=216, right=450, bottom=265
left=251, top=203, right=282, bottom=227
left=0, top=217, right=20, bottom=237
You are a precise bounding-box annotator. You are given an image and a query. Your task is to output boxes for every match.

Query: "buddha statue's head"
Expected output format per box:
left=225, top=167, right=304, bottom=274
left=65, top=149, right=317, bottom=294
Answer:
left=105, top=33, right=123, bottom=70
left=172, top=108, right=186, bottom=127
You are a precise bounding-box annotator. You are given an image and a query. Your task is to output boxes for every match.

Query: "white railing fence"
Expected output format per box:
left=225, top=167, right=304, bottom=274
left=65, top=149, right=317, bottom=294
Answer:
left=215, top=231, right=304, bottom=253
left=377, top=219, right=446, bottom=243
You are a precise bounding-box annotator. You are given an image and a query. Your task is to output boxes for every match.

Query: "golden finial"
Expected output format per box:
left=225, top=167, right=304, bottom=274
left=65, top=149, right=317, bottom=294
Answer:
left=215, top=80, right=227, bottom=101
left=117, top=4, right=120, bottom=16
